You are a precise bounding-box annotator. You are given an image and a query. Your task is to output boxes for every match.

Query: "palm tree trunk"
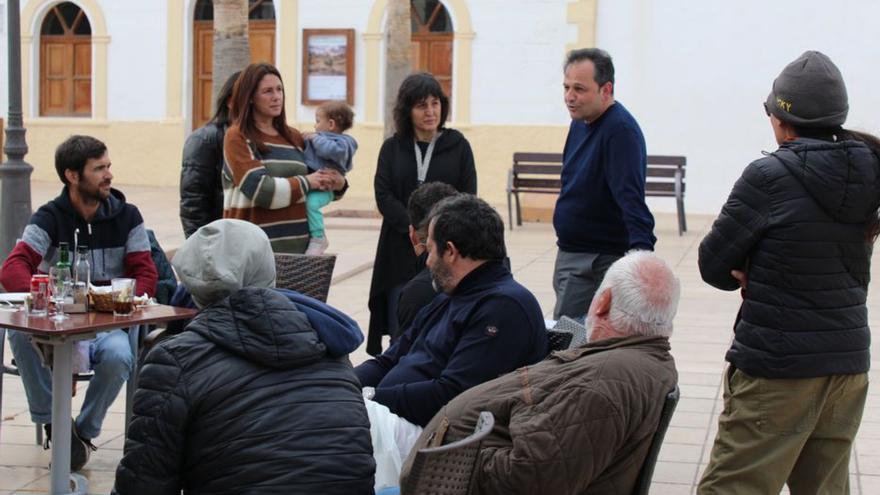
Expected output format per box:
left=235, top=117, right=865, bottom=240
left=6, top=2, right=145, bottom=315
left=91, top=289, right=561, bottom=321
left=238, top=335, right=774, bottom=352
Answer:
left=212, top=0, right=250, bottom=112
left=384, top=0, right=412, bottom=138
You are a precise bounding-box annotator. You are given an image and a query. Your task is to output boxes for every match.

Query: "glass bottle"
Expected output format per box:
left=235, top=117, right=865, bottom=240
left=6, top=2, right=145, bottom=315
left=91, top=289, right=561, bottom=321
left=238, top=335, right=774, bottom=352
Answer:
left=56, top=242, right=71, bottom=270
left=74, top=245, right=90, bottom=286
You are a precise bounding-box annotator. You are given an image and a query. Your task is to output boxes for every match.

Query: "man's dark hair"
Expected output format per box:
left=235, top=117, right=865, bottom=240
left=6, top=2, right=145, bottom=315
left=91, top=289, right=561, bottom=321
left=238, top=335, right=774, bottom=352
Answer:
left=393, top=72, right=449, bottom=139
left=408, top=182, right=458, bottom=236
left=209, top=70, right=241, bottom=127
left=55, top=135, right=107, bottom=185
left=427, top=194, right=506, bottom=260
left=565, top=48, right=615, bottom=90
left=318, top=100, right=355, bottom=132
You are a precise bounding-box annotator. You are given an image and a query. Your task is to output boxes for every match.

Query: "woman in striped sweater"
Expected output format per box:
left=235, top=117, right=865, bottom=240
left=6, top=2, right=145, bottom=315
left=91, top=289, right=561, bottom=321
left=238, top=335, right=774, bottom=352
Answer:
left=222, top=63, right=346, bottom=253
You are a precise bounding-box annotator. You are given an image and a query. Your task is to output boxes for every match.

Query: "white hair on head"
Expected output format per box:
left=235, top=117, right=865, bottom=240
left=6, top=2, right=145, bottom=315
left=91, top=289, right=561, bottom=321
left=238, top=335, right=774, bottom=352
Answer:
left=597, top=250, right=680, bottom=338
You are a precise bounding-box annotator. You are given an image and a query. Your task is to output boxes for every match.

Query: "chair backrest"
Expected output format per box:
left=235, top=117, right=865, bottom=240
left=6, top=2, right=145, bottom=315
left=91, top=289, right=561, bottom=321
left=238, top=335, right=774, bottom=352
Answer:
left=146, top=229, right=177, bottom=305
left=273, top=253, right=337, bottom=302
left=549, top=316, right=588, bottom=350
left=403, top=411, right=495, bottom=495
left=631, top=385, right=680, bottom=495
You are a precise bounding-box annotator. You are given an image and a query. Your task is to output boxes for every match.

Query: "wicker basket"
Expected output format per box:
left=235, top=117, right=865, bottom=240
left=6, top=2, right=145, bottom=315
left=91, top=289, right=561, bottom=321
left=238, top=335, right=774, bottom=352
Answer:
left=89, top=291, right=115, bottom=312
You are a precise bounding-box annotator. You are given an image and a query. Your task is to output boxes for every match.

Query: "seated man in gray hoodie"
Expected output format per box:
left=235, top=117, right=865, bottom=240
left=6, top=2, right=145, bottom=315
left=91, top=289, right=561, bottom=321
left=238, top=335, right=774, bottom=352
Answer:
left=114, top=219, right=374, bottom=495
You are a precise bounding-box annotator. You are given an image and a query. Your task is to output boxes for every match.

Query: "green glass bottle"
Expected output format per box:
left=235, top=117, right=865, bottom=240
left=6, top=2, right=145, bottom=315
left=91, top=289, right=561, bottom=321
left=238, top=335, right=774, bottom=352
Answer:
left=56, top=242, right=71, bottom=270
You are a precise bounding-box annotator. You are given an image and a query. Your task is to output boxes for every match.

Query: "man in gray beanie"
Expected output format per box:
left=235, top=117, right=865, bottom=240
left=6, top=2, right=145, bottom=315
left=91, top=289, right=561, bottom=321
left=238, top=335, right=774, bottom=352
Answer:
left=697, top=51, right=880, bottom=494
left=114, top=219, right=375, bottom=494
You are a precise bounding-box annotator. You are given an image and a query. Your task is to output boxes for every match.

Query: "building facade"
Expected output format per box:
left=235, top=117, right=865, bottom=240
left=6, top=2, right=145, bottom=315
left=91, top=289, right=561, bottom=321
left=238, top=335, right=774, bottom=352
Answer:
left=1, top=0, right=878, bottom=215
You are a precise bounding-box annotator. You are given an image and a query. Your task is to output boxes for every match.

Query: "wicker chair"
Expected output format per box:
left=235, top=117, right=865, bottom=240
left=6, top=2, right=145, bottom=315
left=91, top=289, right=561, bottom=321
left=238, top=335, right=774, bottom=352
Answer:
left=273, top=253, right=337, bottom=302
left=631, top=385, right=680, bottom=495
left=402, top=411, right=495, bottom=495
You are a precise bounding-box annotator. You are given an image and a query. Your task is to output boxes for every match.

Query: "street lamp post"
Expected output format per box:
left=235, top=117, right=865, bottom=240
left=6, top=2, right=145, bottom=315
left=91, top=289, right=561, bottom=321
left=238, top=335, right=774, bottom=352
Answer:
left=0, top=0, right=34, bottom=261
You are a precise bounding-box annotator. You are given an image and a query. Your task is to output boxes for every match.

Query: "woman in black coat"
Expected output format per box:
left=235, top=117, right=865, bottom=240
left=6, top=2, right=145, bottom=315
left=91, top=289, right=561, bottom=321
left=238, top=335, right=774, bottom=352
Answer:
left=179, top=71, right=239, bottom=238
left=367, top=72, right=477, bottom=355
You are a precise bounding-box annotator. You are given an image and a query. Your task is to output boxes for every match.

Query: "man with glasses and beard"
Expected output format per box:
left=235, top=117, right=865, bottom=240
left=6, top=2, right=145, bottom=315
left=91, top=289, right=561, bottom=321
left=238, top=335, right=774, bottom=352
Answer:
left=356, top=193, right=547, bottom=434
left=1, top=135, right=157, bottom=472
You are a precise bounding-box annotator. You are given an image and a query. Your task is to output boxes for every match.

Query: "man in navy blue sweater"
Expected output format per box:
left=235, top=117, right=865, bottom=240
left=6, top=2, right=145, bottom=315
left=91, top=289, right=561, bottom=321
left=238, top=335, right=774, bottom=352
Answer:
left=356, top=194, right=547, bottom=428
left=553, top=48, right=656, bottom=320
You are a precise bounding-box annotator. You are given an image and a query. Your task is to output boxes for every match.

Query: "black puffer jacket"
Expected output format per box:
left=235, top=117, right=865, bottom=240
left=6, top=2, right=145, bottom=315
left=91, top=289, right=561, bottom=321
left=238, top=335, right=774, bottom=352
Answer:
left=180, top=123, right=225, bottom=238
left=114, top=288, right=375, bottom=494
left=699, top=138, right=880, bottom=378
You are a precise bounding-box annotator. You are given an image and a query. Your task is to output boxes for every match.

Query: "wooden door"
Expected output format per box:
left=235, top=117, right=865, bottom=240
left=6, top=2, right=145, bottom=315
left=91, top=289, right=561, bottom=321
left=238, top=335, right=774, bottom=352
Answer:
left=411, top=1, right=454, bottom=114
left=192, top=21, right=276, bottom=129
left=39, top=3, right=92, bottom=117
left=412, top=35, right=453, bottom=99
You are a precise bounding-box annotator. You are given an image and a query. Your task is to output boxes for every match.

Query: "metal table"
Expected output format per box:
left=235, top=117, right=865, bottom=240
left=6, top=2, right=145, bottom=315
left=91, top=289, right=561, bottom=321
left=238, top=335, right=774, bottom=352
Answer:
left=0, top=304, right=197, bottom=494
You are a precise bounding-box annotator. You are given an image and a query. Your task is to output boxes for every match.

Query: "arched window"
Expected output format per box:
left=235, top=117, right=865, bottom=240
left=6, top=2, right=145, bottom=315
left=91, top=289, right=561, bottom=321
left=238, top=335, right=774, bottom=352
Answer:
left=193, top=0, right=276, bottom=129
left=40, top=2, right=92, bottom=116
left=411, top=0, right=453, bottom=101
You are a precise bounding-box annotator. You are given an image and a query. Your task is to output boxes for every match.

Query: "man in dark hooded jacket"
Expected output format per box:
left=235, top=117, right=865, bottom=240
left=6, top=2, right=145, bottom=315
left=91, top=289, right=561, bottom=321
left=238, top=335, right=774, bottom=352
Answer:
left=698, top=51, right=880, bottom=494
left=113, top=219, right=374, bottom=494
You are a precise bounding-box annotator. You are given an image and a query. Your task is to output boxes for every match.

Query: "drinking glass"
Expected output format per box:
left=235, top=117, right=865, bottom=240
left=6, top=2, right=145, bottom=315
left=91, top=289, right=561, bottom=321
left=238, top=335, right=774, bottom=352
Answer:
left=49, top=266, right=72, bottom=322
left=111, top=278, right=136, bottom=316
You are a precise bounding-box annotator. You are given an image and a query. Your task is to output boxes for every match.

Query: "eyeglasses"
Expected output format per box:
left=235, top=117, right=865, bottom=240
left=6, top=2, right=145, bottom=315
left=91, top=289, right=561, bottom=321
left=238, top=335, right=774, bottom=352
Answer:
left=763, top=102, right=771, bottom=117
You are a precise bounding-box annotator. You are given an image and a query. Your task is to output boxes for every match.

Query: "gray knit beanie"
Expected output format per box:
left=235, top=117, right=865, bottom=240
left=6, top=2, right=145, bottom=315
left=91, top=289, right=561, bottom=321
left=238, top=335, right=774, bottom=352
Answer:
left=765, top=50, right=848, bottom=128
left=172, top=219, right=276, bottom=308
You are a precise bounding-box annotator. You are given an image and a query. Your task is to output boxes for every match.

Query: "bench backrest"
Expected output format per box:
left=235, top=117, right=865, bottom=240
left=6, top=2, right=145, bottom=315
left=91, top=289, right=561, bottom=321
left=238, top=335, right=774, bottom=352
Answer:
left=510, top=152, right=686, bottom=196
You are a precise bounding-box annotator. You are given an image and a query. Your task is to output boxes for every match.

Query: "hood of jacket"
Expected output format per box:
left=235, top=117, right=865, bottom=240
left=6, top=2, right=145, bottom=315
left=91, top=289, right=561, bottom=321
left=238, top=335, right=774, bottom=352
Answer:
left=187, top=287, right=327, bottom=369
left=51, top=186, right=127, bottom=224
left=276, top=288, right=364, bottom=357
left=774, top=138, right=880, bottom=223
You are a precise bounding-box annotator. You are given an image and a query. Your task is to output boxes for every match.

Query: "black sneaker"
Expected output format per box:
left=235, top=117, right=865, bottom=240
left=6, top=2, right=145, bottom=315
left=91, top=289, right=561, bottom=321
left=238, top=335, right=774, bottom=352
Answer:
left=43, top=419, right=93, bottom=472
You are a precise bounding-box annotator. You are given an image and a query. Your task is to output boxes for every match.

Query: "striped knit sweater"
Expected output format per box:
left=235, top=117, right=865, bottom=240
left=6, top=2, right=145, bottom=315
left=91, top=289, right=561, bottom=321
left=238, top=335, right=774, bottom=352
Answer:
left=222, top=126, right=312, bottom=254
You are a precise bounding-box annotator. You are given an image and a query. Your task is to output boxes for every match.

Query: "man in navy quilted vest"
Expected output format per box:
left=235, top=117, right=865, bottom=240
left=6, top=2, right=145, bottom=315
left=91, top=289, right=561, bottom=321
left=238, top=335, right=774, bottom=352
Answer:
left=0, top=135, right=157, bottom=471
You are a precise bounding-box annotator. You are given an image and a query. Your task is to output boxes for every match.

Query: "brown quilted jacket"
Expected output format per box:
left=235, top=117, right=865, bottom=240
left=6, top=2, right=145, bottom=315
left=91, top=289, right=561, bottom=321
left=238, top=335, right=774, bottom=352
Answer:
left=401, top=335, right=677, bottom=495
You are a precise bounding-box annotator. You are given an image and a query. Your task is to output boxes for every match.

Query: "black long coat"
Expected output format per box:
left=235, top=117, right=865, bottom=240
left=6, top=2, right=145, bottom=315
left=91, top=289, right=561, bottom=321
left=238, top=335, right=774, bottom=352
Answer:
left=179, top=122, right=226, bottom=238
left=367, top=129, right=477, bottom=355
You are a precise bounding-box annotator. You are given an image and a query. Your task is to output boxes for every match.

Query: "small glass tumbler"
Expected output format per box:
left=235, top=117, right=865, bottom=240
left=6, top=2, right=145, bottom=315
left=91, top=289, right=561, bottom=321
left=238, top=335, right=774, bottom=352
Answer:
left=111, top=278, right=136, bottom=316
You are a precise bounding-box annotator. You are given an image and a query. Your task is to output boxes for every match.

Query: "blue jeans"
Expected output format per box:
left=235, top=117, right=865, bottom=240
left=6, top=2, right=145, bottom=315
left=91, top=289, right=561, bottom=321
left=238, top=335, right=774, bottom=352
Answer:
left=8, top=328, right=132, bottom=439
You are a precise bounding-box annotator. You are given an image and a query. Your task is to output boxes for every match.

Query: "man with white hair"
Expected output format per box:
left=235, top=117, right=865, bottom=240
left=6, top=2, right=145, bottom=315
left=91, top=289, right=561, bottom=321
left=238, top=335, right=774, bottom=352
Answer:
left=400, top=250, right=679, bottom=495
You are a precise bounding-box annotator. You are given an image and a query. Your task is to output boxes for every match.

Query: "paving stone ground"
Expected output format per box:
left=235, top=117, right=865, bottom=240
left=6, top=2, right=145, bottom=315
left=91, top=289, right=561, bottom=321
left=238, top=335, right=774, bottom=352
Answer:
left=2, top=181, right=878, bottom=494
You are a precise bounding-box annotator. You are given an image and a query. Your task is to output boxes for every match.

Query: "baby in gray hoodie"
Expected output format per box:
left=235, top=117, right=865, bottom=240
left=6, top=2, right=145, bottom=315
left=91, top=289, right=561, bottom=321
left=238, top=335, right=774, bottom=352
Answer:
left=303, top=100, right=358, bottom=254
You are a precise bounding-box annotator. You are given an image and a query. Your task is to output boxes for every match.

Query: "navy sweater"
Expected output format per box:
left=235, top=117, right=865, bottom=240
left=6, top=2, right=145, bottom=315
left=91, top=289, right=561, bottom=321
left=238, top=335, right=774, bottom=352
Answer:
left=355, top=261, right=548, bottom=427
left=553, top=102, right=656, bottom=254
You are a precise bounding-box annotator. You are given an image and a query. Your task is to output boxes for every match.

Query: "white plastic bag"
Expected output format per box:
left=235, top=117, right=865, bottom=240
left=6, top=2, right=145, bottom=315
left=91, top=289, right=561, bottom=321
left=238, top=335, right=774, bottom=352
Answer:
left=364, top=392, right=424, bottom=491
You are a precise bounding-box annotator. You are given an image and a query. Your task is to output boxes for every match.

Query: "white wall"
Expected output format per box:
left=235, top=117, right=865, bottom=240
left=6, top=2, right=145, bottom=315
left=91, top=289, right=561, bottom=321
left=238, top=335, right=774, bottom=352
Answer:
left=296, top=0, right=373, bottom=126
left=470, top=0, right=572, bottom=125
left=102, top=0, right=166, bottom=120
left=597, top=0, right=880, bottom=214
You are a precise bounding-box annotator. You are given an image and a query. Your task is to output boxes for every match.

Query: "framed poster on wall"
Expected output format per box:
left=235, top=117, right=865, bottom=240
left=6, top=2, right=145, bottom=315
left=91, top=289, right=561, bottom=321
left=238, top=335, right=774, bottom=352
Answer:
left=302, top=29, right=355, bottom=105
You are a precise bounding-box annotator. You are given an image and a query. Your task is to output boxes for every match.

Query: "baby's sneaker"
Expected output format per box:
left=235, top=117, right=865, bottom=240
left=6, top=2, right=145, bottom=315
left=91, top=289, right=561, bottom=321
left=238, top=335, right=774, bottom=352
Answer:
left=305, top=236, right=329, bottom=255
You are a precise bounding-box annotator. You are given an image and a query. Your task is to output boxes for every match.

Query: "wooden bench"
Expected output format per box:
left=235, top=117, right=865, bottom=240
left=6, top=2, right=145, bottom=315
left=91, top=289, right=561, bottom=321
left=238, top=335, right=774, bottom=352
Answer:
left=506, top=152, right=687, bottom=235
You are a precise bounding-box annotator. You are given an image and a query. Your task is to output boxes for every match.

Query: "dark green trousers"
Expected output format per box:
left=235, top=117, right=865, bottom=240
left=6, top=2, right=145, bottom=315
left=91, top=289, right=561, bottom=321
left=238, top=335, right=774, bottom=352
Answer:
left=698, top=366, right=867, bottom=495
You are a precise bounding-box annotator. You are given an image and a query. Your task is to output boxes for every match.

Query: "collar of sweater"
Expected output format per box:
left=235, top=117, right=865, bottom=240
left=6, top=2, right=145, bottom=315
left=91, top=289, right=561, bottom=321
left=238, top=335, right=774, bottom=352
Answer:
left=447, top=259, right=509, bottom=296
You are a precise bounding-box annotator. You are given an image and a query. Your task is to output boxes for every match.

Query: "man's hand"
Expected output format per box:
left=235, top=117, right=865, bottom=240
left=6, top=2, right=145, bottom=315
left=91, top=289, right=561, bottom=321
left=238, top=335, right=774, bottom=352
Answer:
left=731, top=269, right=748, bottom=299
